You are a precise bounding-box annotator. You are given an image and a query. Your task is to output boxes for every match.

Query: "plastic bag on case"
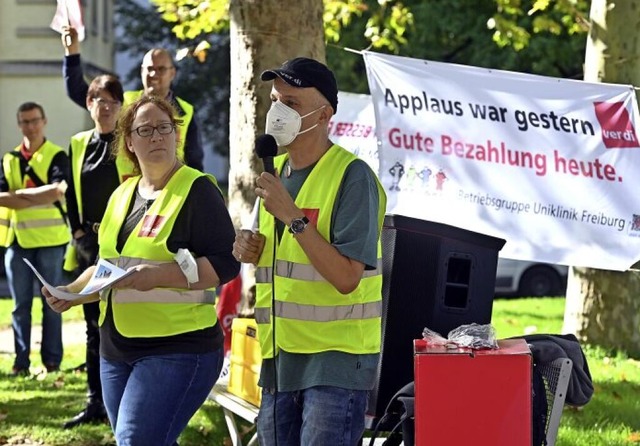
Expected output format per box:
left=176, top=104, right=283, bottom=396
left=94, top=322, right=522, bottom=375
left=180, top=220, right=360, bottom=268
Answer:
left=421, top=327, right=449, bottom=345
left=422, top=323, right=498, bottom=350
left=447, top=323, right=498, bottom=350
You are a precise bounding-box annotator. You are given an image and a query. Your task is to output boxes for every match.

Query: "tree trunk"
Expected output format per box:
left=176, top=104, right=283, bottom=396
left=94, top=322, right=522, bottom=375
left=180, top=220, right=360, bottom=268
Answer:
left=562, top=0, right=640, bottom=357
left=227, top=0, right=325, bottom=303
left=227, top=0, right=325, bottom=227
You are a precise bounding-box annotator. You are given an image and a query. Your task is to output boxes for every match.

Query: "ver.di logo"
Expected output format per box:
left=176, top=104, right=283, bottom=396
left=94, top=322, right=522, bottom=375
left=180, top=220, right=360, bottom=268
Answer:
left=593, top=101, right=640, bottom=148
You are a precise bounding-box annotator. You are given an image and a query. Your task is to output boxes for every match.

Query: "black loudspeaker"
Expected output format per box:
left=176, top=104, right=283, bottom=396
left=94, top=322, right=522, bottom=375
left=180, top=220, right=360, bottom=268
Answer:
left=365, top=214, right=506, bottom=429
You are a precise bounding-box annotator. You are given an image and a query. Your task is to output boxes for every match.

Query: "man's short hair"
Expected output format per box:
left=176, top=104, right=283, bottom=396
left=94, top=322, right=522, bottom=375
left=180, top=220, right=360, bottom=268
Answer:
left=16, top=102, right=45, bottom=120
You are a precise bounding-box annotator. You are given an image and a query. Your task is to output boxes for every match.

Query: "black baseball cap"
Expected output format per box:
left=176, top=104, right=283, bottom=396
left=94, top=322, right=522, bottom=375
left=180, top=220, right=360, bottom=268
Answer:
left=261, top=57, right=338, bottom=112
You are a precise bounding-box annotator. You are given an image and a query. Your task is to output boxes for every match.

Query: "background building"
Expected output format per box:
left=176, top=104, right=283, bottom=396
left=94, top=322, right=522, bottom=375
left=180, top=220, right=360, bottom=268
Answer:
left=0, top=0, right=115, bottom=154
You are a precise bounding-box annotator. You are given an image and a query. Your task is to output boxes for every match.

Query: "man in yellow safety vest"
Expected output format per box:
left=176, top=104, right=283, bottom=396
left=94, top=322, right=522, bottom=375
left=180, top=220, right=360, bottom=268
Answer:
left=0, top=102, right=69, bottom=377
left=233, top=57, right=387, bottom=446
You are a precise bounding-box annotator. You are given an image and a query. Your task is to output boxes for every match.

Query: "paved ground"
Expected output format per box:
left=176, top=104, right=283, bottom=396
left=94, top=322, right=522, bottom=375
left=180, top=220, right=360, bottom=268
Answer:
left=0, top=317, right=86, bottom=357
left=0, top=275, right=87, bottom=358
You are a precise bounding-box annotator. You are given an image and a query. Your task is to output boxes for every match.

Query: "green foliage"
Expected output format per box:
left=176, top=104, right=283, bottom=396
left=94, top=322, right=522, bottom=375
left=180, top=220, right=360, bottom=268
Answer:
left=144, top=0, right=589, bottom=135
left=115, top=0, right=230, bottom=157
left=324, top=1, right=367, bottom=44
left=489, top=0, right=589, bottom=50
left=323, top=0, right=414, bottom=52
left=327, top=0, right=589, bottom=95
left=151, top=0, right=414, bottom=54
left=151, top=0, right=230, bottom=40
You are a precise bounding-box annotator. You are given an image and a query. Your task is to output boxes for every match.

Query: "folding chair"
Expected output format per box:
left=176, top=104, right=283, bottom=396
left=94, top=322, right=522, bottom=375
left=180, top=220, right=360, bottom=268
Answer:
left=537, top=357, right=573, bottom=446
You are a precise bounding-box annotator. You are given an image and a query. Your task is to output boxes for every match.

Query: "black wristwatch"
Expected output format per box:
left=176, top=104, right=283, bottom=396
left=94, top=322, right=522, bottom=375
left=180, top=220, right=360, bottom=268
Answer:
left=288, top=216, right=310, bottom=234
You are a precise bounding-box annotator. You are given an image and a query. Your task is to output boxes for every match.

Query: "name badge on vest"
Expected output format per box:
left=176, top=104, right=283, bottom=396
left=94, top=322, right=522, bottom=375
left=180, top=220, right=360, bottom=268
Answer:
left=138, top=214, right=165, bottom=237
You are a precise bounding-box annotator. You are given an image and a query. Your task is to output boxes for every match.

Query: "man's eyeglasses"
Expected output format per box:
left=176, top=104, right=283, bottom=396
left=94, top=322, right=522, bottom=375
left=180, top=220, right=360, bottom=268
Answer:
left=93, top=98, right=121, bottom=108
left=18, top=117, right=43, bottom=126
left=131, top=123, right=175, bottom=138
left=142, top=66, right=174, bottom=75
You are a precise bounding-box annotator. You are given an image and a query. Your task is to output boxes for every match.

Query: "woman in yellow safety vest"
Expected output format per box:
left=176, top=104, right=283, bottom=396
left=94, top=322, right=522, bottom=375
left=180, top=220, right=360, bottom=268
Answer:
left=61, top=74, right=132, bottom=430
left=43, top=95, right=239, bottom=445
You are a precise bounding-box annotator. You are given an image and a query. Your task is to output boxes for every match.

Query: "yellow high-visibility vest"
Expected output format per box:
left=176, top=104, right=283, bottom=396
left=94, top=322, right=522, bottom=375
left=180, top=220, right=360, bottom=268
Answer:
left=63, top=130, right=135, bottom=271
left=254, top=145, right=387, bottom=359
left=0, top=141, right=70, bottom=248
left=98, top=165, right=219, bottom=338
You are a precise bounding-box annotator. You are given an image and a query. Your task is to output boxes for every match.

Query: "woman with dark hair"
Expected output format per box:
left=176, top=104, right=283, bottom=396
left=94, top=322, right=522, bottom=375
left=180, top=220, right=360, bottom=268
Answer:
left=62, top=73, right=132, bottom=428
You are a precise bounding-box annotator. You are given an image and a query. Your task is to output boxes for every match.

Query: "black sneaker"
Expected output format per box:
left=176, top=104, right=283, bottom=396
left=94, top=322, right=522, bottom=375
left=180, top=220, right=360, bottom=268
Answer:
left=44, top=363, right=60, bottom=373
left=63, top=401, right=108, bottom=429
left=10, top=366, right=29, bottom=377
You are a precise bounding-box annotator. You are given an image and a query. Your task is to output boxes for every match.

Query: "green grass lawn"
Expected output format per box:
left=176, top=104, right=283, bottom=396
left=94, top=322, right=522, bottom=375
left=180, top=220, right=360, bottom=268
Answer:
left=492, top=297, right=640, bottom=446
left=0, top=298, right=240, bottom=445
left=0, top=296, right=638, bottom=445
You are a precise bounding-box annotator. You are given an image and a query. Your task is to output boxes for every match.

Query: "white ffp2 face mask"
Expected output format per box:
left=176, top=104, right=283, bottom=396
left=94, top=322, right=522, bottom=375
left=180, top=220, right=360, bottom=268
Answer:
left=265, top=101, right=325, bottom=147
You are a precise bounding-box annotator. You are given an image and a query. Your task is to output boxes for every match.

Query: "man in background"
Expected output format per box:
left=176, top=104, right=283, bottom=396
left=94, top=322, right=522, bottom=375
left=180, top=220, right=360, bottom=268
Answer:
left=60, top=26, right=204, bottom=171
left=1, top=102, right=70, bottom=376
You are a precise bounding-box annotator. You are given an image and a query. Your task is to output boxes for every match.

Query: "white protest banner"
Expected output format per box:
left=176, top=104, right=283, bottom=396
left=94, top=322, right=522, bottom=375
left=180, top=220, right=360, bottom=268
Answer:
left=50, top=0, right=85, bottom=42
left=328, top=91, right=379, bottom=173
left=363, top=51, right=640, bottom=271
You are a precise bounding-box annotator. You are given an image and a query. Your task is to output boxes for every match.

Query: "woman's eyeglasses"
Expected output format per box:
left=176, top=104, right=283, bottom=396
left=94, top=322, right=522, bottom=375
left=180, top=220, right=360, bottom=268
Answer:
left=93, top=98, right=121, bottom=108
left=131, top=123, right=176, bottom=138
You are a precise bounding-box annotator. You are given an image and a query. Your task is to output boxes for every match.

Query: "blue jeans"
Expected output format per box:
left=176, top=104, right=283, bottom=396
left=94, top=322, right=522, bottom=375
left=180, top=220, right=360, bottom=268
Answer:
left=100, top=350, right=223, bottom=446
left=6, top=244, right=65, bottom=370
left=257, top=386, right=369, bottom=446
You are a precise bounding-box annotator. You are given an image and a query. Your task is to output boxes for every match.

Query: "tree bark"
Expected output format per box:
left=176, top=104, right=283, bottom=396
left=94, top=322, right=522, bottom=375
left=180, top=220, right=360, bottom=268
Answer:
left=228, top=0, right=325, bottom=228
left=227, top=0, right=325, bottom=302
left=563, top=0, right=640, bottom=357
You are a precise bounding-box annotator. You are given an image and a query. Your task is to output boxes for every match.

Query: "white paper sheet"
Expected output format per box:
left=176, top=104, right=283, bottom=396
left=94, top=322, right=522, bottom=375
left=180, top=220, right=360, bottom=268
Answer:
left=24, top=258, right=134, bottom=301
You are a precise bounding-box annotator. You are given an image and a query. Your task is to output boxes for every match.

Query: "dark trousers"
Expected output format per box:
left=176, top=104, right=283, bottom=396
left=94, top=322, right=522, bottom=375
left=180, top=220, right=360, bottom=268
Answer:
left=82, top=300, right=102, bottom=402
left=74, top=230, right=102, bottom=404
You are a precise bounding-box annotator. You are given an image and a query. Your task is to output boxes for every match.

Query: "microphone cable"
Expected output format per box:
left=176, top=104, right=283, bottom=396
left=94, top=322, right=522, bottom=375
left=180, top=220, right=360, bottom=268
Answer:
left=254, top=134, right=280, bottom=444
left=270, top=206, right=279, bottom=445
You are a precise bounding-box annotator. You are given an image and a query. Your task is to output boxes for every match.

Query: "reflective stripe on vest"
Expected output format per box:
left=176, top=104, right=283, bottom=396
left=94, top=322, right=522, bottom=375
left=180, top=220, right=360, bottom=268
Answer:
left=1, top=141, right=70, bottom=248
left=256, top=258, right=383, bottom=283
left=14, top=217, right=65, bottom=229
left=0, top=206, right=14, bottom=247
left=123, top=90, right=193, bottom=162
left=97, top=166, right=220, bottom=338
left=100, top=256, right=215, bottom=304
left=255, top=144, right=386, bottom=358
left=254, top=300, right=382, bottom=325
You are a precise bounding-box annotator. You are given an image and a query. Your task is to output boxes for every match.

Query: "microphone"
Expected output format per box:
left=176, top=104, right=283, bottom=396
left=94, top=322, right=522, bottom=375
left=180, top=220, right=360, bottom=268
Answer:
left=255, top=134, right=278, bottom=175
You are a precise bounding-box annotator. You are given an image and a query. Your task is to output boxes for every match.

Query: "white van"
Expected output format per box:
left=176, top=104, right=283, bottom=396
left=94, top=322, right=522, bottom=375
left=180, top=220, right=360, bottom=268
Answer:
left=495, top=258, right=568, bottom=297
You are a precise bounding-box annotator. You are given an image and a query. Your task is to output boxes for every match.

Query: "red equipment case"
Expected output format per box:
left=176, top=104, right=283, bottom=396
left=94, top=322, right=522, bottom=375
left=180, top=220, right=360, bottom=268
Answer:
left=414, top=338, right=532, bottom=446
